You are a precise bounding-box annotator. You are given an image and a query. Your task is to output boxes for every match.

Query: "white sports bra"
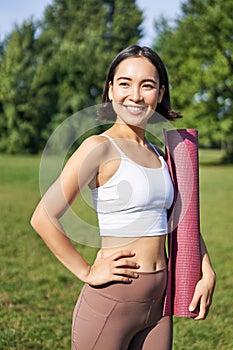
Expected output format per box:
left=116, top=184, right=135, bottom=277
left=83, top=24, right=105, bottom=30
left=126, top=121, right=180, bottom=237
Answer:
left=91, top=135, right=174, bottom=237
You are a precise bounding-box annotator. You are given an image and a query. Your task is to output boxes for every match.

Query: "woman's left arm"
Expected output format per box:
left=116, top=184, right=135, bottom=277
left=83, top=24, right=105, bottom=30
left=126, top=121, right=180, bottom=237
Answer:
left=189, top=234, right=216, bottom=320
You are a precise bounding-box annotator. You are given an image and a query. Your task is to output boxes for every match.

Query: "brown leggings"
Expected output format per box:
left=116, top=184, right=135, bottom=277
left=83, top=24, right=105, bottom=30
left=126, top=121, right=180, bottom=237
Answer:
left=72, top=268, right=172, bottom=350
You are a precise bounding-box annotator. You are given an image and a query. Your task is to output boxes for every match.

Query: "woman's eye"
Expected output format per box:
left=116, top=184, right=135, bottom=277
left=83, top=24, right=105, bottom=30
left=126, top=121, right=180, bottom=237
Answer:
left=143, top=84, right=155, bottom=89
left=119, top=82, right=129, bottom=87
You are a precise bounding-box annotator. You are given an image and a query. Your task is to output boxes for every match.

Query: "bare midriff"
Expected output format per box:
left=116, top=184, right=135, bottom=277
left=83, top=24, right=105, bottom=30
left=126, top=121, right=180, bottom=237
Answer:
left=100, top=235, right=167, bottom=273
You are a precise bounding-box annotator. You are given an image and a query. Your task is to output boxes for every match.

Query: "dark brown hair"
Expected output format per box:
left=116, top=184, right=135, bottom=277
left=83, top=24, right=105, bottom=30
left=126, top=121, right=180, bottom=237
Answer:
left=98, top=45, right=181, bottom=121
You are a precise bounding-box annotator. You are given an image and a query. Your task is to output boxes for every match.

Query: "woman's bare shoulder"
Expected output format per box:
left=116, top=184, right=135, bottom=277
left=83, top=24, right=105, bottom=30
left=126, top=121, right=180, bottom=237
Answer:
left=61, top=134, right=111, bottom=186
left=83, top=134, right=108, bottom=144
left=71, top=134, right=111, bottom=164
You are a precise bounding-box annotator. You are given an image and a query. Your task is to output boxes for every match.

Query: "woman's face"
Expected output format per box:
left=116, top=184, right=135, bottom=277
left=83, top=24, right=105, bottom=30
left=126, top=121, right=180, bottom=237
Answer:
left=108, top=56, right=165, bottom=127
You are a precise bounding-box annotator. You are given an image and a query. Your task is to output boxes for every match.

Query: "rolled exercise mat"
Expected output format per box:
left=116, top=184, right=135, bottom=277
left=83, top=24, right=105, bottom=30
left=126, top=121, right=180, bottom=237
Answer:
left=163, top=129, right=201, bottom=318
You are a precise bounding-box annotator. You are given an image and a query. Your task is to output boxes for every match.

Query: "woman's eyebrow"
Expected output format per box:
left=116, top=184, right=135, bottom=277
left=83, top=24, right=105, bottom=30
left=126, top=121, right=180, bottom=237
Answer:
left=141, top=79, right=158, bottom=85
left=116, top=77, right=158, bottom=84
left=116, top=76, right=131, bottom=81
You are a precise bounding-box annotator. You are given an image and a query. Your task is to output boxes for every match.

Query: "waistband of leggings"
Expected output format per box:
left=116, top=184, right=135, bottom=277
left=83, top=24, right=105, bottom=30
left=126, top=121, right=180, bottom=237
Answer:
left=85, top=266, right=167, bottom=303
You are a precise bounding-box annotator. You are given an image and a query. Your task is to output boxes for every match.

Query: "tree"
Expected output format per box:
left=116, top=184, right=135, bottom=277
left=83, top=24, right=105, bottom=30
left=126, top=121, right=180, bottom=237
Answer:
left=153, top=0, right=233, bottom=162
left=0, top=20, right=40, bottom=153
left=33, top=0, right=143, bottom=141
left=0, top=0, right=143, bottom=153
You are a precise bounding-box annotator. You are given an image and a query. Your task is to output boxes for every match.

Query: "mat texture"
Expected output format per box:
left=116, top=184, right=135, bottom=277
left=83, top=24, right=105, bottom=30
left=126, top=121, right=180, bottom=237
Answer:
left=163, top=129, right=201, bottom=318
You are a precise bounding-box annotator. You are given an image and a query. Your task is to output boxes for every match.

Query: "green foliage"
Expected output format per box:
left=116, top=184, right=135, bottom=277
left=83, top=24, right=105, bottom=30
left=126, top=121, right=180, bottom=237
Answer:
left=0, top=153, right=232, bottom=349
left=0, top=0, right=142, bottom=154
left=153, top=0, right=233, bottom=162
left=0, top=21, right=39, bottom=153
left=37, top=0, right=142, bottom=117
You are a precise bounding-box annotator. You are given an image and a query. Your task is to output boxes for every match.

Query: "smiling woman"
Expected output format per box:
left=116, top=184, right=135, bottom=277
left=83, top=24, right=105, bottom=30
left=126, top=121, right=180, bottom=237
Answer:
left=31, top=45, right=216, bottom=350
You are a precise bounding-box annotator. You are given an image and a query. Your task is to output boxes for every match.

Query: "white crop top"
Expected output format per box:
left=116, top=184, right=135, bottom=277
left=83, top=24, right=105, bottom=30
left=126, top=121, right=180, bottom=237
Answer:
left=91, top=135, right=174, bottom=237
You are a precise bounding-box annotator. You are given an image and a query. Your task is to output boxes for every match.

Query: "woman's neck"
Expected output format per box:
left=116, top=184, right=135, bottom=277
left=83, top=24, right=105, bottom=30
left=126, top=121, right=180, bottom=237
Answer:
left=110, top=121, right=147, bottom=145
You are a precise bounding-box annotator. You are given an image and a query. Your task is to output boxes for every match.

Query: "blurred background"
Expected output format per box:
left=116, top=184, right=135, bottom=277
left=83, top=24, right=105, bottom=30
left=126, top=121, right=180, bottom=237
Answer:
left=0, top=0, right=232, bottom=159
left=0, top=1, right=232, bottom=349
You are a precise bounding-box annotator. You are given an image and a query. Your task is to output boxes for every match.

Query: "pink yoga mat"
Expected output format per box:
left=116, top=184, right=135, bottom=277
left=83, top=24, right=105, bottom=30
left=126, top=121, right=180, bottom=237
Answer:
left=163, top=129, right=201, bottom=318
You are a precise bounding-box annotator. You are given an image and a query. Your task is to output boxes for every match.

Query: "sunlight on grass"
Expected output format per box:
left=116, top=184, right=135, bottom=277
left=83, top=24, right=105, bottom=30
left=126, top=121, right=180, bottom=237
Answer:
left=0, top=152, right=232, bottom=349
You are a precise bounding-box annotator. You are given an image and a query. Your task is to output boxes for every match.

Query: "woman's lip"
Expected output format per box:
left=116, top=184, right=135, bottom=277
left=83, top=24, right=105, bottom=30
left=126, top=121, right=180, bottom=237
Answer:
left=123, top=105, right=146, bottom=112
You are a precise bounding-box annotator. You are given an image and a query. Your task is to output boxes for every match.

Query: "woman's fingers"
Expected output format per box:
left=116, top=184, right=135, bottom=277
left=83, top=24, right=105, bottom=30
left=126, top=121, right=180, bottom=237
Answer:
left=189, top=278, right=213, bottom=320
left=114, top=267, right=139, bottom=278
left=111, top=251, right=140, bottom=276
left=111, top=252, right=140, bottom=280
left=112, top=275, right=134, bottom=283
left=87, top=249, right=140, bottom=286
left=113, top=258, right=140, bottom=269
left=112, top=250, right=136, bottom=261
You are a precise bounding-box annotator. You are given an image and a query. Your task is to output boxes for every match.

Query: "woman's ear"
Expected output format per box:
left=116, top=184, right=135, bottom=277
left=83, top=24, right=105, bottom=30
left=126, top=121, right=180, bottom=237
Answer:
left=158, top=85, right=165, bottom=103
left=108, top=82, right=113, bottom=101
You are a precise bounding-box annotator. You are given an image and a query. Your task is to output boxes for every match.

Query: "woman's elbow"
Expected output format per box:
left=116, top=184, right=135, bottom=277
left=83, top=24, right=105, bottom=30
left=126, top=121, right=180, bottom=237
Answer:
left=30, top=203, right=47, bottom=234
left=30, top=212, right=39, bottom=231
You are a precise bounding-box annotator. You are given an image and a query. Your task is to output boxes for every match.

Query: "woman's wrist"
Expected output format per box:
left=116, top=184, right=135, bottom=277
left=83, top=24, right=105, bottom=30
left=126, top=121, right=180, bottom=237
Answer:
left=201, top=254, right=216, bottom=282
left=77, top=264, right=92, bottom=283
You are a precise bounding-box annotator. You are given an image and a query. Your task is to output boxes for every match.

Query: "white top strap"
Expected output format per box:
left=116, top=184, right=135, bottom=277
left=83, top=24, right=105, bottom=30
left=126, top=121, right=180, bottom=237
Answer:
left=102, top=134, right=162, bottom=159
left=101, top=134, right=125, bottom=155
left=148, top=142, right=162, bottom=158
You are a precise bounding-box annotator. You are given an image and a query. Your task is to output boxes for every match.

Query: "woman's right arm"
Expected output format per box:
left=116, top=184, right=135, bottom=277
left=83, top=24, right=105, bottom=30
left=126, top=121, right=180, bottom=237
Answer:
left=31, top=136, right=139, bottom=285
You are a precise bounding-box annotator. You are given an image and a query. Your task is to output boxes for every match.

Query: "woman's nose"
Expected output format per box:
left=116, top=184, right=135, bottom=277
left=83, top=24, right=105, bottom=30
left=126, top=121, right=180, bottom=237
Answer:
left=129, top=86, right=142, bottom=102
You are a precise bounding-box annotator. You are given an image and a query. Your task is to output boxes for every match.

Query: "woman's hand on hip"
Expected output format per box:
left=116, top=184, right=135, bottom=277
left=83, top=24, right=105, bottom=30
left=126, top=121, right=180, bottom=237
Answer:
left=85, top=250, right=140, bottom=286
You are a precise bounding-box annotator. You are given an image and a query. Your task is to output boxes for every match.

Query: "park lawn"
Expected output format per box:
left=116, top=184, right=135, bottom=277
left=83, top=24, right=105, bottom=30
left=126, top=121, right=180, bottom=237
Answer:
left=0, top=151, right=232, bottom=349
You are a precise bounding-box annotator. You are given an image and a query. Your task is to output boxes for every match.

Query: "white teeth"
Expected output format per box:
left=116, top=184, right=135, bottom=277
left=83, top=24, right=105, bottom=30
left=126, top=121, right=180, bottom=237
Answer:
left=126, top=106, right=144, bottom=112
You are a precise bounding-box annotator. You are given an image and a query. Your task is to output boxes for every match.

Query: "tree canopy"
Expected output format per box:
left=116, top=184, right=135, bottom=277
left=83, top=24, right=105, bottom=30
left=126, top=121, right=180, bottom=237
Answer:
left=0, top=0, right=232, bottom=162
left=0, top=0, right=142, bottom=153
left=153, top=0, right=233, bottom=161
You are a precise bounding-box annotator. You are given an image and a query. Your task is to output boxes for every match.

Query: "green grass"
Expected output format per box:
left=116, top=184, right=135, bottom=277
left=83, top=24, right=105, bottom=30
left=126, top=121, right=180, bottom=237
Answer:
left=0, top=151, right=232, bottom=349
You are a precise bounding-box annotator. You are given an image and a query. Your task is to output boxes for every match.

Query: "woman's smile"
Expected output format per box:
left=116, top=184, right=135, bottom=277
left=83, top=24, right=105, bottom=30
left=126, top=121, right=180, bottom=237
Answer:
left=123, top=104, right=147, bottom=114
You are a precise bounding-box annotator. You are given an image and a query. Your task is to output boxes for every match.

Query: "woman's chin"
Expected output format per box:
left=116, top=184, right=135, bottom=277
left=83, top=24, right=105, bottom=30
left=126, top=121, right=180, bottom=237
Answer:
left=117, top=112, right=153, bottom=128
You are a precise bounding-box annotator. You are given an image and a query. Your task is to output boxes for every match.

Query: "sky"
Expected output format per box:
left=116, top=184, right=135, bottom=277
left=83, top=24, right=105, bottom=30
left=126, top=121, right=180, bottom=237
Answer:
left=0, top=0, right=183, bottom=45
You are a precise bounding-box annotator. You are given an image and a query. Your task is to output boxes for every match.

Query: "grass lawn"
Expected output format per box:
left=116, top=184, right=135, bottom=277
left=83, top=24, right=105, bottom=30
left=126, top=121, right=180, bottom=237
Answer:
left=0, top=150, right=232, bottom=349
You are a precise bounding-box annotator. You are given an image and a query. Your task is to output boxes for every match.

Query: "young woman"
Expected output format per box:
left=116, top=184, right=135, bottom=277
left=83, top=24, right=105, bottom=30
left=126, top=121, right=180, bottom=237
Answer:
left=31, top=45, right=216, bottom=350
